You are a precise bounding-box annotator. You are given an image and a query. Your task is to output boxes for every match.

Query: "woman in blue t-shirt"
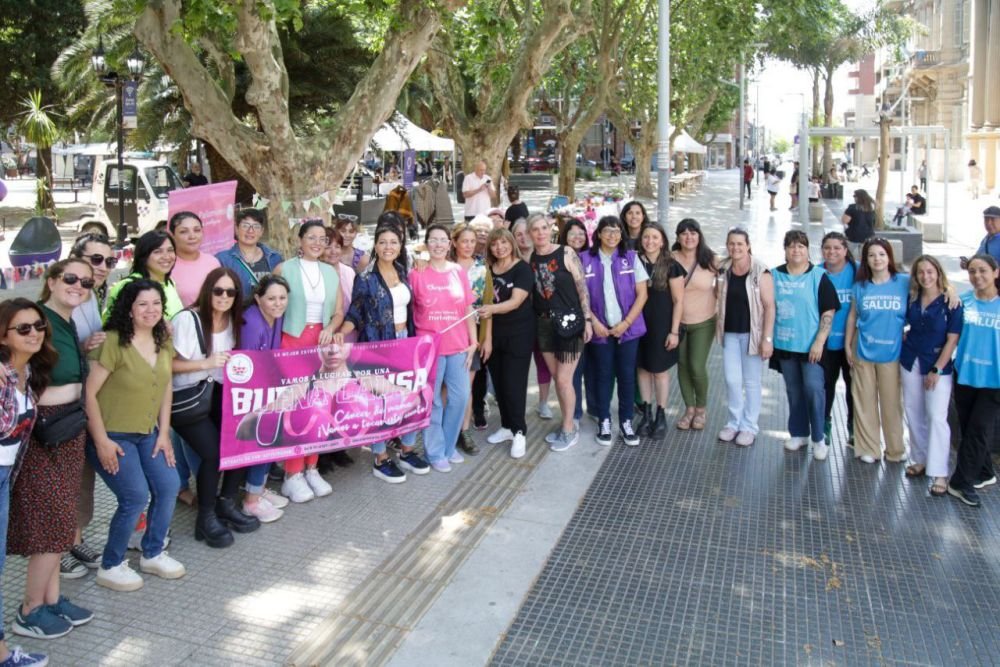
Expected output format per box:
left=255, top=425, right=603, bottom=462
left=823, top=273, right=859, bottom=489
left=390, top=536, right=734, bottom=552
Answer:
left=946, top=254, right=1000, bottom=507
left=771, top=231, right=840, bottom=461
left=900, top=256, right=962, bottom=496
left=820, top=232, right=857, bottom=446
left=845, top=238, right=909, bottom=464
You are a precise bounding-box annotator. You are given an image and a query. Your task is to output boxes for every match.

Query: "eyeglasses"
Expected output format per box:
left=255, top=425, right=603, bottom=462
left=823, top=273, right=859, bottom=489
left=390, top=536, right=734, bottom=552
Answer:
left=303, top=236, right=329, bottom=246
left=60, top=273, right=96, bottom=289
left=212, top=287, right=239, bottom=298
left=238, top=222, right=263, bottom=232
left=7, top=320, right=47, bottom=336
left=82, top=254, right=118, bottom=269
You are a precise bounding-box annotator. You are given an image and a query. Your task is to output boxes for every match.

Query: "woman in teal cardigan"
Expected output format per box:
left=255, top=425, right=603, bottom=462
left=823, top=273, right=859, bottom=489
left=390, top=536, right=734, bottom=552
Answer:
left=272, top=220, right=343, bottom=503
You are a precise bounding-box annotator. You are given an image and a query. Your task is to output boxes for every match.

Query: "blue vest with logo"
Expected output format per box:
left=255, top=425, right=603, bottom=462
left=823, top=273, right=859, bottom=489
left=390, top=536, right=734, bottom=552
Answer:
left=579, top=249, right=647, bottom=344
left=822, top=261, right=855, bottom=351
left=954, top=291, right=1000, bottom=388
left=773, top=265, right=825, bottom=354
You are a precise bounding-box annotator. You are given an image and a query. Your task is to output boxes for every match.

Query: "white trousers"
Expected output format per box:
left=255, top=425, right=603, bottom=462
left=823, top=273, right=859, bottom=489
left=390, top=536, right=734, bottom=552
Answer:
left=901, top=364, right=953, bottom=477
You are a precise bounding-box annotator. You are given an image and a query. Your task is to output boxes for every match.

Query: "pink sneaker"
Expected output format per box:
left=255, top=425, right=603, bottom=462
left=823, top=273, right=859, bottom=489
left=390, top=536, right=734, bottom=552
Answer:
left=243, top=498, right=283, bottom=523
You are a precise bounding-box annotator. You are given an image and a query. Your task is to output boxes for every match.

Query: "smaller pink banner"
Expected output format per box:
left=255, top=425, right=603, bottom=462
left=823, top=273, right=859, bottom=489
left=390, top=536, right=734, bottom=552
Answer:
left=168, top=181, right=236, bottom=255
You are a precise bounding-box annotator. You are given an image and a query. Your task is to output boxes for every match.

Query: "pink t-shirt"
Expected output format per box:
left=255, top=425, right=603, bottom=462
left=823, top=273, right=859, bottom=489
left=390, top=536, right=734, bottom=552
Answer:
left=172, top=252, right=222, bottom=307
left=410, top=262, right=474, bottom=355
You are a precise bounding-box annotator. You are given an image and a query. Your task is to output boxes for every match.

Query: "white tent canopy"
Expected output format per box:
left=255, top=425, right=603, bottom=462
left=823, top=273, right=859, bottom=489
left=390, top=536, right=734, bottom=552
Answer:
left=371, top=113, right=455, bottom=153
left=671, top=127, right=707, bottom=154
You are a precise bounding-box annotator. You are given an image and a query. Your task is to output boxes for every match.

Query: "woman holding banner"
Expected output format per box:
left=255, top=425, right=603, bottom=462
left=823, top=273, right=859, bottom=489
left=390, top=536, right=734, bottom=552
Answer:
left=169, top=211, right=222, bottom=307
left=171, top=267, right=260, bottom=548
left=238, top=275, right=292, bottom=521
left=103, top=231, right=183, bottom=321
left=410, top=223, right=478, bottom=473
left=339, top=224, right=430, bottom=483
left=272, top=220, right=343, bottom=502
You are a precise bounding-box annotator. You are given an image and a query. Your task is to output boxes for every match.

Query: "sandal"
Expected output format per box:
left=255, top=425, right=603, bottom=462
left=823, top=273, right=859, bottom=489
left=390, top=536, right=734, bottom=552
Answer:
left=930, top=478, right=948, bottom=496
left=905, top=464, right=926, bottom=478
left=691, top=409, right=707, bottom=431
left=676, top=409, right=695, bottom=430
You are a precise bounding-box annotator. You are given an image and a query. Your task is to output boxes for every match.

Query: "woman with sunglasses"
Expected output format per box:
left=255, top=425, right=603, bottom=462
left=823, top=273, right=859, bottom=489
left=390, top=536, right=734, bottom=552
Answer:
left=7, top=261, right=95, bottom=641
left=900, top=256, right=962, bottom=496
left=272, top=220, right=342, bottom=502
left=216, top=208, right=283, bottom=299
left=451, top=223, right=491, bottom=455
left=86, top=280, right=185, bottom=591
left=338, top=224, right=430, bottom=482
left=714, top=228, right=774, bottom=447
left=410, top=224, right=478, bottom=472
left=103, top=230, right=183, bottom=321
left=66, top=232, right=119, bottom=574
left=334, top=216, right=369, bottom=274
left=580, top=216, right=648, bottom=446
left=819, top=232, right=857, bottom=446
left=672, top=218, right=718, bottom=431
left=844, top=238, right=909, bottom=464
left=0, top=299, right=57, bottom=667
left=170, top=268, right=259, bottom=547
left=168, top=211, right=222, bottom=307
left=238, top=275, right=292, bottom=521
left=946, top=254, right=1000, bottom=507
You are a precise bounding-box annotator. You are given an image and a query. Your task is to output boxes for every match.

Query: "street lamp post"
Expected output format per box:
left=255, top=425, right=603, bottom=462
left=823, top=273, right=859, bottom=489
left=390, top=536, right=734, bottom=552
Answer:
left=91, top=37, right=145, bottom=247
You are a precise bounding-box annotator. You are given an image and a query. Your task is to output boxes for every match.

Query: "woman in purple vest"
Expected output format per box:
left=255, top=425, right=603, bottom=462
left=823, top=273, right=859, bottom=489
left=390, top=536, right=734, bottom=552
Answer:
left=579, top=216, right=649, bottom=447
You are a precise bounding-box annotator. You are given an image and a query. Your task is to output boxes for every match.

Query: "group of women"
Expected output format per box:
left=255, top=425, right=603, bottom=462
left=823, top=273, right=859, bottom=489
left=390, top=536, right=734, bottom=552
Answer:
left=1, top=196, right=998, bottom=666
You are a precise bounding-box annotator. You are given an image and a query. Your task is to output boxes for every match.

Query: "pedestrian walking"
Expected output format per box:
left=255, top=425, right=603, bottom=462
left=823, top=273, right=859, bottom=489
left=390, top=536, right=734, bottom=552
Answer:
left=743, top=159, right=753, bottom=199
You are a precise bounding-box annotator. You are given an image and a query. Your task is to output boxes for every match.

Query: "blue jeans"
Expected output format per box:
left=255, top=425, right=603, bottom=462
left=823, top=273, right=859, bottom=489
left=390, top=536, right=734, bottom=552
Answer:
left=572, top=355, right=585, bottom=420
left=372, top=431, right=416, bottom=456
left=424, top=352, right=471, bottom=463
left=86, top=429, right=180, bottom=569
left=172, top=430, right=200, bottom=492
left=778, top=357, right=826, bottom=442
left=722, top=333, right=763, bottom=434
left=0, top=465, right=11, bottom=642
left=587, top=337, right=639, bottom=424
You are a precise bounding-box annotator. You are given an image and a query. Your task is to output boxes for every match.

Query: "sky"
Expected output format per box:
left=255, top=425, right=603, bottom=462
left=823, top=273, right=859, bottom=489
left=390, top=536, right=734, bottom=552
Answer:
left=751, top=58, right=854, bottom=145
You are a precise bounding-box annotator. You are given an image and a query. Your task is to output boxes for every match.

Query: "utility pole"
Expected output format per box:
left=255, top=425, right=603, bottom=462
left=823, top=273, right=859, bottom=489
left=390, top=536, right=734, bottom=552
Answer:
left=656, top=0, right=670, bottom=226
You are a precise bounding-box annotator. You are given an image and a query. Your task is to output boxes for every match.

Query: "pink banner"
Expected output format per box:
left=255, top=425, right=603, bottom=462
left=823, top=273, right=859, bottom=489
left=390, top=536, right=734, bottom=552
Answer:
left=167, top=181, right=236, bottom=255
left=219, top=335, right=440, bottom=470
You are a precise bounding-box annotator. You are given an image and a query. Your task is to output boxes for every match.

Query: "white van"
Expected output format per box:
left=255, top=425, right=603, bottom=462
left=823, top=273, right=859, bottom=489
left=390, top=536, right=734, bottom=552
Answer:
left=76, top=156, right=184, bottom=238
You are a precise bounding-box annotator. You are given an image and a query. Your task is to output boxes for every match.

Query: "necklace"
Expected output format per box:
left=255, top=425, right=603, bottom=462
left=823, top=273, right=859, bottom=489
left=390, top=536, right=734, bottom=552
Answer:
left=301, top=260, right=321, bottom=290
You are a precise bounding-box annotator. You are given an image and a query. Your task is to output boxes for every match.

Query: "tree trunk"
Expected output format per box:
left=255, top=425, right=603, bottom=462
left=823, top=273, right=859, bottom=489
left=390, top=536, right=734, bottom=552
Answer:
left=558, top=140, right=578, bottom=198
left=875, top=114, right=891, bottom=229
left=37, top=146, right=54, bottom=212
left=633, top=142, right=654, bottom=198
left=204, top=141, right=255, bottom=206
left=822, top=65, right=834, bottom=181
left=454, top=132, right=510, bottom=206
left=811, top=68, right=821, bottom=176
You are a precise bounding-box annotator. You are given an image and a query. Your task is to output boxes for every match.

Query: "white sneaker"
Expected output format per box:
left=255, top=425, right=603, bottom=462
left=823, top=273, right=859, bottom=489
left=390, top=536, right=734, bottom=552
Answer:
left=510, top=432, right=526, bottom=459
left=96, top=562, right=144, bottom=592
left=139, top=551, right=186, bottom=580
left=537, top=403, right=554, bottom=419
left=718, top=427, right=738, bottom=442
left=261, top=488, right=289, bottom=509
left=449, top=451, right=465, bottom=464
left=281, top=474, right=315, bottom=503
left=813, top=441, right=829, bottom=461
left=859, top=454, right=878, bottom=464
left=243, top=498, right=283, bottom=523
left=784, top=437, right=804, bottom=452
left=487, top=427, right=514, bottom=444
left=304, top=469, right=333, bottom=497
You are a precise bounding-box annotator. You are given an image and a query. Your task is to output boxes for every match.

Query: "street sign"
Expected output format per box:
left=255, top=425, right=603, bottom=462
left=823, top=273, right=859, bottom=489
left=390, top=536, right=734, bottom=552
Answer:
left=403, top=149, right=415, bottom=188
left=123, top=81, right=138, bottom=130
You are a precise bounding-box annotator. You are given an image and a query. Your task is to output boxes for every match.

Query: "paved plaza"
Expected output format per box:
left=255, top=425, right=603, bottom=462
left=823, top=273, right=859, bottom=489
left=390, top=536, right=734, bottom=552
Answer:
left=2, top=170, right=1000, bottom=665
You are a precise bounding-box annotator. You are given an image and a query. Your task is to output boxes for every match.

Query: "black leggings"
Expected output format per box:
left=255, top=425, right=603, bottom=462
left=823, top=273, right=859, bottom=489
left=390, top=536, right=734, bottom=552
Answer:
left=173, top=385, right=245, bottom=511
left=822, top=348, right=854, bottom=426
left=487, top=332, right=533, bottom=435
left=950, top=384, right=1000, bottom=489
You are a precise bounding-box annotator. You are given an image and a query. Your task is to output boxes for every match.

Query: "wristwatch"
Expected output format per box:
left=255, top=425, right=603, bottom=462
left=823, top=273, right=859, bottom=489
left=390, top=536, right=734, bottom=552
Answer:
left=929, top=366, right=940, bottom=374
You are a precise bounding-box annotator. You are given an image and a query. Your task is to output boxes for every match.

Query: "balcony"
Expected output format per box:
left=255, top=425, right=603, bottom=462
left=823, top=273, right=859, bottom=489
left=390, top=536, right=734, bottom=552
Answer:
left=911, top=50, right=940, bottom=68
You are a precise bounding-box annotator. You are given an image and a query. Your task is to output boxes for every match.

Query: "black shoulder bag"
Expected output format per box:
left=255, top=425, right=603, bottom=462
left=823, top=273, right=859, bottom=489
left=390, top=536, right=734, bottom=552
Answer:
left=33, top=321, right=89, bottom=449
left=171, top=311, right=215, bottom=427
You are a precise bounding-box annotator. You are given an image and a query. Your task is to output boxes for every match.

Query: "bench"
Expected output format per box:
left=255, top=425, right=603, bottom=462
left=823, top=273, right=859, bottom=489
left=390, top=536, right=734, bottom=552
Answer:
left=906, top=214, right=945, bottom=242
left=508, top=174, right=552, bottom=191
left=51, top=176, right=86, bottom=202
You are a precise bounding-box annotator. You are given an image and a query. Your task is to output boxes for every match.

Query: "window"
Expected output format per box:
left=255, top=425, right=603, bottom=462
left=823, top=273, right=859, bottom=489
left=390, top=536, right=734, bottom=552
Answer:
left=954, top=0, right=967, bottom=47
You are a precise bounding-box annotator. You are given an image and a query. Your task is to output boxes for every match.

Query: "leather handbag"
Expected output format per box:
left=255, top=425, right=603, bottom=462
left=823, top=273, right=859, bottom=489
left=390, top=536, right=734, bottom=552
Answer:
left=549, top=306, right=585, bottom=338
left=171, top=311, right=214, bottom=427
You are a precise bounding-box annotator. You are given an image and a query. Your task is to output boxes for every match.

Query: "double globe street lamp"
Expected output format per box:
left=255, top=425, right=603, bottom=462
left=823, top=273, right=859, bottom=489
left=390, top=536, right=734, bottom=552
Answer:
left=91, top=37, right=146, bottom=247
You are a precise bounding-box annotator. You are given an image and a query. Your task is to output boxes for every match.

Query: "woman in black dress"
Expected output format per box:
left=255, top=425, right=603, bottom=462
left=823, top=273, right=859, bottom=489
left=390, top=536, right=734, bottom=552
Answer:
left=636, top=224, right=686, bottom=437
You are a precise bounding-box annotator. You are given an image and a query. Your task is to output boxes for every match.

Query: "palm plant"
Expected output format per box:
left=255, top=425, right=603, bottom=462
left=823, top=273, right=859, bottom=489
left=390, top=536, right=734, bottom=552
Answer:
left=18, top=90, right=61, bottom=213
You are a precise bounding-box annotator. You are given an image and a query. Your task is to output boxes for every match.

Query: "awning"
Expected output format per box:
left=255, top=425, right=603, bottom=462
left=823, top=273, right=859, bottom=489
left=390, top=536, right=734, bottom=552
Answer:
left=371, top=113, right=455, bottom=152
left=672, top=128, right=708, bottom=154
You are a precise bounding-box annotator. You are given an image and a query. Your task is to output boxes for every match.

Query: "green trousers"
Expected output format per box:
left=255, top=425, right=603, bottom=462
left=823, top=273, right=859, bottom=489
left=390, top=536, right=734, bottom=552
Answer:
left=677, top=318, right=716, bottom=408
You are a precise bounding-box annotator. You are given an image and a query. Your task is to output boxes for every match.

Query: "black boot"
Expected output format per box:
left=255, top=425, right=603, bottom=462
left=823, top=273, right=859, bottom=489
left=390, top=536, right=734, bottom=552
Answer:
left=635, top=403, right=652, bottom=435
left=331, top=450, right=354, bottom=467
left=650, top=406, right=667, bottom=439
left=195, top=507, right=234, bottom=548
left=215, top=497, right=261, bottom=534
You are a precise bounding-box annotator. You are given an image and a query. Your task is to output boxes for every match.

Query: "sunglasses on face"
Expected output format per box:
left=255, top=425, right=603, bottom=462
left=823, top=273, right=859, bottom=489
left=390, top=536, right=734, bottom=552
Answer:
left=212, top=287, right=239, bottom=298
left=336, top=214, right=359, bottom=223
left=7, top=320, right=48, bottom=336
left=83, top=254, right=118, bottom=269
left=60, top=273, right=96, bottom=289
